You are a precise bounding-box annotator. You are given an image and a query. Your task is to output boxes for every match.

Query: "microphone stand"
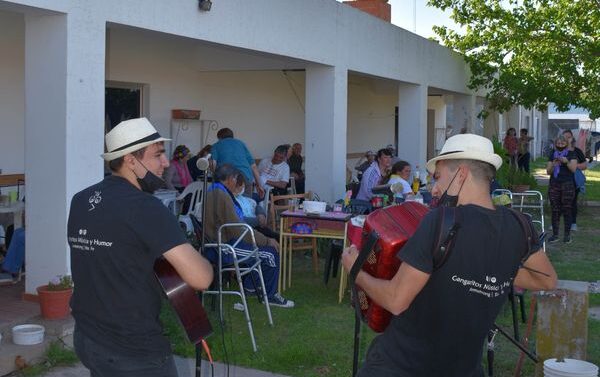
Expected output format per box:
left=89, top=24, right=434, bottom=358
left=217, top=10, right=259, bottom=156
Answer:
left=196, top=165, right=210, bottom=377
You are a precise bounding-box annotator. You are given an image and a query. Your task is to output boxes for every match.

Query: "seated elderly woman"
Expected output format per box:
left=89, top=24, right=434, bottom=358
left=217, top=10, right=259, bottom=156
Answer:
left=232, top=176, right=280, bottom=240
left=387, top=160, right=413, bottom=200
left=164, top=145, right=193, bottom=192
left=203, top=163, right=294, bottom=308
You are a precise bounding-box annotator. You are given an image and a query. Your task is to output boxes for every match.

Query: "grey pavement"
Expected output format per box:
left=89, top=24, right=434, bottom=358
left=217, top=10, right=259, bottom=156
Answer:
left=41, top=356, right=291, bottom=377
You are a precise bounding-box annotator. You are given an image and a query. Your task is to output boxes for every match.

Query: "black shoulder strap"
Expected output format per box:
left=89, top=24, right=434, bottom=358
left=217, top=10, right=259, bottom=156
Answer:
left=432, top=207, right=461, bottom=271
left=505, top=208, right=534, bottom=262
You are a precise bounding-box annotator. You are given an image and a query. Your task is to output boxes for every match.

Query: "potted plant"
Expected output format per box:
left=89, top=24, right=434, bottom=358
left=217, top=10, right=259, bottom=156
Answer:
left=492, top=137, right=537, bottom=192
left=36, top=275, right=73, bottom=319
left=507, top=168, right=538, bottom=192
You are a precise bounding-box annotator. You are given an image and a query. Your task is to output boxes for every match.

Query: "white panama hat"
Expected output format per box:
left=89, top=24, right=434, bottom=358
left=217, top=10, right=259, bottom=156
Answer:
left=426, top=134, right=502, bottom=174
left=102, top=118, right=170, bottom=161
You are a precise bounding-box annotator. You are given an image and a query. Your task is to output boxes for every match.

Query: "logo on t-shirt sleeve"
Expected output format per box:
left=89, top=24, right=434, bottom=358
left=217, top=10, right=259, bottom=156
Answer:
left=88, top=191, right=102, bottom=211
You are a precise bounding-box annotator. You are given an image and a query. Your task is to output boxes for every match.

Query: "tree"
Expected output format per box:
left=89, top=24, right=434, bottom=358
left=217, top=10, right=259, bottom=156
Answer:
left=428, top=0, right=600, bottom=119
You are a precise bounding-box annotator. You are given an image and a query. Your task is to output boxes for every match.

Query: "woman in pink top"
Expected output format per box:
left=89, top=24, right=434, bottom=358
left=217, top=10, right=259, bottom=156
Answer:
left=503, top=128, right=518, bottom=167
left=164, top=145, right=193, bottom=192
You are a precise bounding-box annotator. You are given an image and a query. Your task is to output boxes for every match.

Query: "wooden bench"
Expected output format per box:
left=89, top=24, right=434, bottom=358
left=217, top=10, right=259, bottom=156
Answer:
left=0, top=174, right=25, bottom=187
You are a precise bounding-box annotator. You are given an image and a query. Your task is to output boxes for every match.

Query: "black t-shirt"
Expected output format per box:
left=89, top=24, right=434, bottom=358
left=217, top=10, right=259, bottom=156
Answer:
left=573, top=147, right=586, bottom=164
left=68, top=175, right=188, bottom=357
left=547, top=149, right=578, bottom=183
left=371, top=205, right=539, bottom=377
left=288, top=154, right=303, bottom=175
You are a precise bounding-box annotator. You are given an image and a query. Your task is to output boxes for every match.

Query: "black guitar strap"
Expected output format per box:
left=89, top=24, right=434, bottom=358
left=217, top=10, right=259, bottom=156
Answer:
left=432, top=206, right=461, bottom=271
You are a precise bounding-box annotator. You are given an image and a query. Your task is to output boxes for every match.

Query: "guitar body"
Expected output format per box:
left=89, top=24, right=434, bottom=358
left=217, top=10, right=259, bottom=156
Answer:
left=154, top=257, right=212, bottom=344
left=357, top=202, right=429, bottom=332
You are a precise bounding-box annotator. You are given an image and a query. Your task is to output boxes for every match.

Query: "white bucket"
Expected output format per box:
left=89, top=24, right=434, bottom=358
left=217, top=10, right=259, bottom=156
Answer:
left=12, top=324, right=45, bottom=345
left=544, top=358, right=598, bottom=377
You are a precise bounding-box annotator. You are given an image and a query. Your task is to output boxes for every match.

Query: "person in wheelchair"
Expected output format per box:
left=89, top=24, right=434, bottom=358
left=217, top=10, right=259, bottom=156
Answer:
left=204, top=163, right=294, bottom=308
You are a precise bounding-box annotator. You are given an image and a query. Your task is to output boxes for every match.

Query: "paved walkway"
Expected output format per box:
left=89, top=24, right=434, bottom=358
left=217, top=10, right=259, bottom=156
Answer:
left=41, top=356, right=291, bottom=377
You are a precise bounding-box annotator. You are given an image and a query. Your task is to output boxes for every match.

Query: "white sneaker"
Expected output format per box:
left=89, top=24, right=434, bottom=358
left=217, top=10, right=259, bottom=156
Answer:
left=268, top=293, right=295, bottom=308
left=570, top=223, right=578, bottom=231
left=233, top=302, right=245, bottom=312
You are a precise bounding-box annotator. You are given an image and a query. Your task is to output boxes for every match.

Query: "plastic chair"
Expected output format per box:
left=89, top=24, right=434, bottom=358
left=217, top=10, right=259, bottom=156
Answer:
left=176, top=181, right=203, bottom=232
left=203, top=223, right=273, bottom=352
left=288, top=176, right=297, bottom=195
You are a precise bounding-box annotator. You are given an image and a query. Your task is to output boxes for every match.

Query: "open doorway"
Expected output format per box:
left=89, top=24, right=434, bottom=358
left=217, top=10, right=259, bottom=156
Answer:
left=105, top=81, right=147, bottom=131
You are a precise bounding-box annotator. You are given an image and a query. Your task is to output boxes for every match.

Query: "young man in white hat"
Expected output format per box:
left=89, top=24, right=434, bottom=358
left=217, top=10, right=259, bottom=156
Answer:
left=68, top=118, right=214, bottom=376
left=342, top=134, right=557, bottom=377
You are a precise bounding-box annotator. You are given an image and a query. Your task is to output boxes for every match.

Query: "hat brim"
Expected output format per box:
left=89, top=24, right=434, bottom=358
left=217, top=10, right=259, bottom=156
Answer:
left=102, top=137, right=171, bottom=161
left=426, top=151, right=503, bottom=174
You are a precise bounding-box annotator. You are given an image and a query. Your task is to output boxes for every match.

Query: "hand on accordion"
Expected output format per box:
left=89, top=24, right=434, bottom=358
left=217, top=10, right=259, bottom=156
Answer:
left=342, top=244, right=359, bottom=273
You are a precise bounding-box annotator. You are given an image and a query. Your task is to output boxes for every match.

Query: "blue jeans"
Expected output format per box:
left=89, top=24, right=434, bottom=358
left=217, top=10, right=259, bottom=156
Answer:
left=205, top=240, right=279, bottom=298
left=2, top=228, right=24, bottom=274
left=518, top=152, right=530, bottom=173
left=74, top=329, right=177, bottom=377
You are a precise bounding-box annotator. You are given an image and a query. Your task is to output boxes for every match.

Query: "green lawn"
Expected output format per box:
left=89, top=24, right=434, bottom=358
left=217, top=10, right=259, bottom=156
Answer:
left=583, top=163, right=600, bottom=201
left=162, top=206, right=600, bottom=377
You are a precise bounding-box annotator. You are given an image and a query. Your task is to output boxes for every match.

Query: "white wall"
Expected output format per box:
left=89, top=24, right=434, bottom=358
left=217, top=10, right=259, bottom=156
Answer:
left=108, top=27, right=414, bottom=164
left=107, top=27, right=305, bottom=161
left=5, top=0, right=473, bottom=95
left=0, top=11, right=24, bottom=174
left=347, top=77, right=397, bottom=154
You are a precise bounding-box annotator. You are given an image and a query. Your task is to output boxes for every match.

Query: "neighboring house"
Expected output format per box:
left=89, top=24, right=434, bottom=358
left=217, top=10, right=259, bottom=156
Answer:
left=548, top=105, right=599, bottom=159
left=0, top=0, right=488, bottom=293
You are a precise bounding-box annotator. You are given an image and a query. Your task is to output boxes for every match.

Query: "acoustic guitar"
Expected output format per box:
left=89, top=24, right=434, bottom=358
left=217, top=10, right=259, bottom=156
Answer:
left=154, top=257, right=212, bottom=344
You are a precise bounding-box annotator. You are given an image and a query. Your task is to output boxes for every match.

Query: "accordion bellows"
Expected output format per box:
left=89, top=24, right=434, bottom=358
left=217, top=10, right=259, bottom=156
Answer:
left=357, top=202, right=429, bottom=332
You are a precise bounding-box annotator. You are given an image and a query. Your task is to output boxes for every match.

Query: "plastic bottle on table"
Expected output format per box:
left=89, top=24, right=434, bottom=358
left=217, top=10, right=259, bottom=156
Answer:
left=412, top=165, right=421, bottom=193
left=413, top=191, right=424, bottom=204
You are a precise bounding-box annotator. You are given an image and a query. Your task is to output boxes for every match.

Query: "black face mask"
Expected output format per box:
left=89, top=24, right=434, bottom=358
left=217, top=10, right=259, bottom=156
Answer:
left=434, top=169, right=464, bottom=208
left=134, top=159, right=166, bottom=194
left=555, top=145, right=566, bottom=151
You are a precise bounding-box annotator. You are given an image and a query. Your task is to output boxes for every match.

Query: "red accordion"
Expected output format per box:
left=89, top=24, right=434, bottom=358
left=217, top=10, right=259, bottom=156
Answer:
left=355, top=202, right=429, bottom=332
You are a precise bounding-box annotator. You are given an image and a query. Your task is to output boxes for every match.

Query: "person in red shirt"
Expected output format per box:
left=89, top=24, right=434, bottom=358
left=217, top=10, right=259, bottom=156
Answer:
left=503, top=128, right=518, bottom=167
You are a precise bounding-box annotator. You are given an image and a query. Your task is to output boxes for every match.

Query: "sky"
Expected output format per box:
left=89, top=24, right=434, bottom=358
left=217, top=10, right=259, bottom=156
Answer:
left=337, top=0, right=458, bottom=39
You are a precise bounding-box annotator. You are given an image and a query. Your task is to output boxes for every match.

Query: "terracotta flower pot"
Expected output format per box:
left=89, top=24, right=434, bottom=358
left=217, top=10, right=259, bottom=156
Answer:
left=511, top=184, right=530, bottom=193
left=36, top=285, right=72, bottom=320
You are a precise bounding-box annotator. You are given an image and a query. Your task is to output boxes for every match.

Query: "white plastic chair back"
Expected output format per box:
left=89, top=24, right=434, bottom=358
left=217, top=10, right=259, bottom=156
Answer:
left=288, top=176, right=297, bottom=195
left=176, top=181, right=203, bottom=232
left=176, top=181, right=203, bottom=217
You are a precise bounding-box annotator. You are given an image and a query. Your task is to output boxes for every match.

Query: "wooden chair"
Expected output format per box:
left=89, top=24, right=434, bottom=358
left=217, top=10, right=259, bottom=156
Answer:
left=269, top=192, right=319, bottom=273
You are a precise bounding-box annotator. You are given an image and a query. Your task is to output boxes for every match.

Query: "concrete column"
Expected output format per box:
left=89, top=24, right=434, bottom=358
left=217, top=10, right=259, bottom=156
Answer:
left=427, top=95, right=447, bottom=158
left=305, top=65, right=347, bottom=203
left=535, top=280, right=589, bottom=377
left=453, top=94, right=477, bottom=133
left=397, top=83, right=428, bottom=172
left=24, top=12, right=105, bottom=293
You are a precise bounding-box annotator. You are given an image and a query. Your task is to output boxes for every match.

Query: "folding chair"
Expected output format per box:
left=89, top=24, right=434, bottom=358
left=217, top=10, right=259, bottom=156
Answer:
left=203, top=223, right=273, bottom=352
left=494, top=189, right=545, bottom=324
left=511, top=190, right=545, bottom=251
